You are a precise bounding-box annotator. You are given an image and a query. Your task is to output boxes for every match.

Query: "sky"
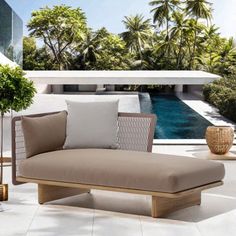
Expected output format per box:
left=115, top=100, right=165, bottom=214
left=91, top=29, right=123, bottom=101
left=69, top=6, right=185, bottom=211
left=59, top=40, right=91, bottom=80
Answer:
left=5, top=0, right=236, bottom=39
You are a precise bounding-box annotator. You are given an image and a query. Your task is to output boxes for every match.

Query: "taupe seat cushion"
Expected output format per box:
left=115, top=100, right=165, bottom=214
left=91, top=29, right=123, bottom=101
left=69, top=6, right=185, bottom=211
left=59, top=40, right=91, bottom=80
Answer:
left=18, top=149, right=225, bottom=193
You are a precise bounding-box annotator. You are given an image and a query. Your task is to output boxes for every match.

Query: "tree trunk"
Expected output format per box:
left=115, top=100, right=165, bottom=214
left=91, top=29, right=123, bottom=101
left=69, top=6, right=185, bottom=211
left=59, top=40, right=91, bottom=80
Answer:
left=0, top=113, right=4, bottom=184
left=59, top=63, right=64, bottom=71
left=177, top=30, right=184, bottom=69
left=190, top=17, right=199, bottom=69
left=166, top=11, right=170, bottom=57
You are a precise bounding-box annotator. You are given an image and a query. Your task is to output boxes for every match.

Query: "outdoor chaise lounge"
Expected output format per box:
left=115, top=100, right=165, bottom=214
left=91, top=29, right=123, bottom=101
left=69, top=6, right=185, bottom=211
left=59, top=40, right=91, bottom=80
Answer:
left=12, top=111, right=225, bottom=218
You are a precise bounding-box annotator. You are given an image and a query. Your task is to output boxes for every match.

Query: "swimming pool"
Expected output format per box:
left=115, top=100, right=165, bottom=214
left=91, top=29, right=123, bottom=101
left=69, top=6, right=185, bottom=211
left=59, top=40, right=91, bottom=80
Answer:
left=140, top=93, right=212, bottom=139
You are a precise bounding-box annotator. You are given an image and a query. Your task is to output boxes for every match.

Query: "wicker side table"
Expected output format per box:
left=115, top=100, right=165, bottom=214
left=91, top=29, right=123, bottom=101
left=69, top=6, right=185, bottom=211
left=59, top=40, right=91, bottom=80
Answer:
left=206, top=126, right=235, bottom=155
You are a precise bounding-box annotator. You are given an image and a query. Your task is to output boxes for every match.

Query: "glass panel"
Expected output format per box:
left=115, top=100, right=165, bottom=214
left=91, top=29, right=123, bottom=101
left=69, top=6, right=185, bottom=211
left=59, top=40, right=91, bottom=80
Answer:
left=0, top=0, right=23, bottom=66
left=12, top=11, right=23, bottom=66
left=0, top=0, right=12, bottom=59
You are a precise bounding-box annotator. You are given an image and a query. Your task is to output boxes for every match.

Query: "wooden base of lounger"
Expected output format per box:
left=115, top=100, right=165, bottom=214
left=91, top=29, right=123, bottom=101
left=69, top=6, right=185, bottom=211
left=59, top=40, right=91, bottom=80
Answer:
left=151, top=192, right=201, bottom=218
left=38, top=184, right=90, bottom=204
left=38, top=183, right=202, bottom=218
left=17, top=177, right=222, bottom=218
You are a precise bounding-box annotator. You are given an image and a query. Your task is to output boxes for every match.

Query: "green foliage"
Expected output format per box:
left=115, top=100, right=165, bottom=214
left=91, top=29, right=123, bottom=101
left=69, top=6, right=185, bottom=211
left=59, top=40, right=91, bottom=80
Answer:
left=203, top=76, right=236, bottom=122
left=23, top=37, right=54, bottom=70
left=0, top=65, right=36, bottom=114
left=221, top=92, right=236, bottom=120
left=95, top=32, right=131, bottom=70
left=149, top=0, right=180, bottom=57
left=149, top=0, right=180, bottom=26
left=22, top=2, right=236, bottom=122
left=185, top=0, right=212, bottom=20
left=28, top=5, right=88, bottom=70
left=121, top=15, right=153, bottom=58
left=72, top=28, right=131, bottom=70
left=24, top=2, right=236, bottom=77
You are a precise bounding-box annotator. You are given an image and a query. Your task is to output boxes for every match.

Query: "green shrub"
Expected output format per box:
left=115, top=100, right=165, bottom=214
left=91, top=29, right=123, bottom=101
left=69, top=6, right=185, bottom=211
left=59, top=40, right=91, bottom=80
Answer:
left=203, top=76, right=236, bottom=122
left=203, top=83, right=232, bottom=107
left=213, top=75, right=236, bottom=89
left=219, top=91, right=236, bottom=120
left=0, top=65, right=36, bottom=184
left=0, top=65, right=36, bottom=114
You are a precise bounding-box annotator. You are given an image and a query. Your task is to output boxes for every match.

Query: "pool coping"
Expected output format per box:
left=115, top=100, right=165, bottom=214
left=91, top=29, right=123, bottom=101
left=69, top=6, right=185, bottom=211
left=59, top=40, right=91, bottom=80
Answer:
left=154, top=139, right=207, bottom=145
left=175, top=92, right=236, bottom=129
left=153, top=139, right=236, bottom=145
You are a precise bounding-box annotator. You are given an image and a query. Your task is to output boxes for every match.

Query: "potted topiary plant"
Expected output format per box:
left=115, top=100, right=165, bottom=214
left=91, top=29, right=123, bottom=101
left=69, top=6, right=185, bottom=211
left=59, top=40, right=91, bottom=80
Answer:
left=0, top=65, right=36, bottom=201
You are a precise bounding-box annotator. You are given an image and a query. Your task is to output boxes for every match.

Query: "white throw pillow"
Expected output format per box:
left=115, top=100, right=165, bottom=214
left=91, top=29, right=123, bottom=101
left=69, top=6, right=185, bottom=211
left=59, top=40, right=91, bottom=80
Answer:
left=64, top=100, right=119, bottom=149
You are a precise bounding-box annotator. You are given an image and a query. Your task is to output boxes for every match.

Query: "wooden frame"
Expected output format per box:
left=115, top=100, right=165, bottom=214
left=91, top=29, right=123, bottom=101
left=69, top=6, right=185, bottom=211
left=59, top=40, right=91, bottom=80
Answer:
left=17, top=176, right=223, bottom=217
left=38, top=184, right=90, bottom=204
left=11, top=111, right=223, bottom=218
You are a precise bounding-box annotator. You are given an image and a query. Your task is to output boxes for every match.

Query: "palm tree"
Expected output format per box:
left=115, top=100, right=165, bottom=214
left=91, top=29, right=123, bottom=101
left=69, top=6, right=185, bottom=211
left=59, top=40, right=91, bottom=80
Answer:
left=218, top=38, right=236, bottom=75
left=149, top=0, right=180, bottom=55
left=204, top=24, right=220, bottom=39
left=185, top=0, right=212, bottom=69
left=154, top=31, right=178, bottom=60
left=202, top=25, right=220, bottom=68
left=78, top=32, right=97, bottom=69
left=121, top=14, right=153, bottom=59
left=170, top=12, right=189, bottom=68
left=75, top=28, right=110, bottom=69
left=196, top=52, right=220, bottom=73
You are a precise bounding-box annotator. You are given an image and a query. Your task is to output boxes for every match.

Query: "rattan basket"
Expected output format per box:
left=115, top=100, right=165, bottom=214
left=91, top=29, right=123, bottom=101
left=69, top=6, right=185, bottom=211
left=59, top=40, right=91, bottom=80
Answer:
left=206, top=126, right=235, bottom=155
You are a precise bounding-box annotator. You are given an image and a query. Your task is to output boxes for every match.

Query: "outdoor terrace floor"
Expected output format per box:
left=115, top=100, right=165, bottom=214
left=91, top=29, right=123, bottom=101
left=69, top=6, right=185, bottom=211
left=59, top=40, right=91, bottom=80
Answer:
left=1, top=93, right=236, bottom=235
left=1, top=145, right=236, bottom=236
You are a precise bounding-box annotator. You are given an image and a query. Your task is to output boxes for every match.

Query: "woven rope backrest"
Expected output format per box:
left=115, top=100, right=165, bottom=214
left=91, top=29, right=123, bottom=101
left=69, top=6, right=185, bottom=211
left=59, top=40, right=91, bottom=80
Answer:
left=117, top=115, right=153, bottom=152
left=12, top=112, right=156, bottom=184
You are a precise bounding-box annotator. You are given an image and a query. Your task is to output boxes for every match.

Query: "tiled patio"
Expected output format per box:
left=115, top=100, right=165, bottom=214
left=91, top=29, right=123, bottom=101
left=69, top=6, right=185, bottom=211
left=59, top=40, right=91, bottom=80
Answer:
left=1, top=145, right=236, bottom=236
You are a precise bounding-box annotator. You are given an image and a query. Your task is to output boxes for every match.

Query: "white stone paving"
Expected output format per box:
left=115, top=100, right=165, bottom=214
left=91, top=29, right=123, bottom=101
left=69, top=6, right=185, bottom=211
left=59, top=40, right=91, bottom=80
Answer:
left=18, top=94, right=140, bottom=115
left=0, top=145, right=236, bottom=236
left=176, top=92, right=236, bottom=129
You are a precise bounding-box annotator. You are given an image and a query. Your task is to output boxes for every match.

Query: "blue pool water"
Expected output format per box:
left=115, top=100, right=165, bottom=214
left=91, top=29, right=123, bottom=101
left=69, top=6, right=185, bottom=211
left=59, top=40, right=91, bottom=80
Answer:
left=140, top=93, right=212, bottom=139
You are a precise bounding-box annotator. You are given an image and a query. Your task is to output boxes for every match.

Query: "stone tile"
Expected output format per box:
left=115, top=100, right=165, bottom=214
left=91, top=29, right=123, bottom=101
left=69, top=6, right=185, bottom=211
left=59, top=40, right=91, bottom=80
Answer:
left=0, top=204, right=39, bottom=236
left=26, top=205, right=94, bottom=236
left=189, top=193, right=236, bottom=222
left=2, top=144, right=236, bottom=236
left=141, top=216, right=202, bottom=236
left=197, top=210, right=236, bottom=236
left=93, top=210, right=142, bottom=236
